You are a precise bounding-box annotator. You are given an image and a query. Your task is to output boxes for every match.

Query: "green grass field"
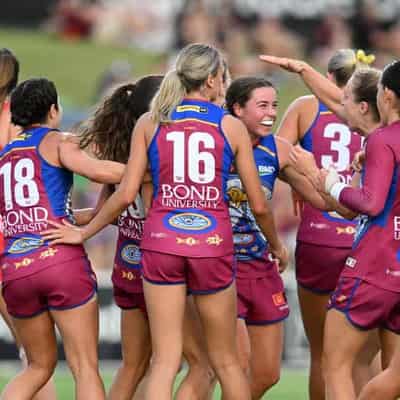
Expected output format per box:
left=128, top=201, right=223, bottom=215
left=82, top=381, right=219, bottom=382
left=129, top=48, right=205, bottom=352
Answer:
left=0, top=367, right=308, bottom=399
left=0, top=27, right=307, bottom=112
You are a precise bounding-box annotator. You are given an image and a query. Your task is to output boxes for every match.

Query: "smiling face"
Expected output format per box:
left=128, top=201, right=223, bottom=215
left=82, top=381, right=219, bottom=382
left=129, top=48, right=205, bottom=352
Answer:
left=234, top=86, right=278, bottom=139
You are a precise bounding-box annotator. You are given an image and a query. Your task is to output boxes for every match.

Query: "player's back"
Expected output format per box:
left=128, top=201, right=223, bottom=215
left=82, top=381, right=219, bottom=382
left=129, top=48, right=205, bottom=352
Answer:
left=298, top=101, right=363, bottom=247
left=141, top=98, right=234, bottom=257
left=344, top=121, right=400, bottom=291
left=0, top=127, right=85, bottom=282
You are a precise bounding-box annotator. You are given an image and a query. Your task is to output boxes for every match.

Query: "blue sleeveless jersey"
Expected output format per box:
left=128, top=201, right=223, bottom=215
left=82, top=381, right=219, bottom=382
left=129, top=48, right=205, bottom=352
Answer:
left=141, top=98, right=235, bottom=257
left=0, top=127, right=85, bottom=282
left=227, top=134, right=279, bottom=261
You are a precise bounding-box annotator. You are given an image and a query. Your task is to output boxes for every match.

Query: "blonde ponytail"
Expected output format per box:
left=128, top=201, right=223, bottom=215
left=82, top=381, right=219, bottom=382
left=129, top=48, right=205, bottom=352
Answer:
left=150, top=69, right=186, bottom=124
left=151, top=44, right=223, bottom=125
left=328, top=48, right=375, bottom=88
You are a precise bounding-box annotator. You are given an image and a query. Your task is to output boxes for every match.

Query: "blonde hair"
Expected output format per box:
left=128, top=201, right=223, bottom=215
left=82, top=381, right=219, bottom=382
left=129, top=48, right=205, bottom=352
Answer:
left=328, top=49, right=375, bottom=88
left=151, top=43, right=222, bottom=124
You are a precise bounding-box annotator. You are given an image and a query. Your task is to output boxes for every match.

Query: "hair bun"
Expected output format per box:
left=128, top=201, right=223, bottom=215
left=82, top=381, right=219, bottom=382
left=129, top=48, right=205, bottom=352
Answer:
left=356, top=50, right=376, bottom=66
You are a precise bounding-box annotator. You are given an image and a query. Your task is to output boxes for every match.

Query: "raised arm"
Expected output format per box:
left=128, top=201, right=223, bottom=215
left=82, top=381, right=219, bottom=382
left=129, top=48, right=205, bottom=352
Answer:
left=259, top=55, right=345, bottom=120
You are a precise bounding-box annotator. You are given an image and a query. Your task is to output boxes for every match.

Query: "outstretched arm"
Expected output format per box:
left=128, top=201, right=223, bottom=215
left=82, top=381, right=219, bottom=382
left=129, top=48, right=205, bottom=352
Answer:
left=58, top=135, right=125, bottom=184
left=259, top=55, right=345, bottom=120
left=42, top=115, right=151, bottom=244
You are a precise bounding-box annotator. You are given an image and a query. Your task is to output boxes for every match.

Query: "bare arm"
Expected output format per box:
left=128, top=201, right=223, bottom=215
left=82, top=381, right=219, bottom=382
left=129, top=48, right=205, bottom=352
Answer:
left=58, top=136, right=125, bottom=184
left=277, top=96, right=318, bottom=144
left=42, top=115, right=151, bottom=244
left=328, top=133, right=395, bottom=216
left=259, top=55, right=346, bottom=120
left=279, top=166, right=327, bottom=210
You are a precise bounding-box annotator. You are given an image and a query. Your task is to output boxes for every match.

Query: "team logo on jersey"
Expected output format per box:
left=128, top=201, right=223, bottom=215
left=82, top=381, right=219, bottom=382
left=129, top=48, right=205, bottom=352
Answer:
left=120, top=244, right=141, bottom=266
left=233, top=233, right=255, bottom=246
left=258, top=165, right=275, bottom=176
left=227, top=187, right=247, bottom=203
left=164, top=210, right=215, bottom=233
left=8, top=237, right=43, bottom=255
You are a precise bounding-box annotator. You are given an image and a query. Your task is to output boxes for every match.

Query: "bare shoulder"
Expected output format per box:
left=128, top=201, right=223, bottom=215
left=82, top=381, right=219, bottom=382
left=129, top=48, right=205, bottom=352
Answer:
left=221, top=114, right=248, bottom=149
left=58, top=131, right=80, bottom=144
left=137, top=112, right=158, bottom=143
left=221, top=114, right=247, bottom=135
left=291, top=95, right=318, bottom=111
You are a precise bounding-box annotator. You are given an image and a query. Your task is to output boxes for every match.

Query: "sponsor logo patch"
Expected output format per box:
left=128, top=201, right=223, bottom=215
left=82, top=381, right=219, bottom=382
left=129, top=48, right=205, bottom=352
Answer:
left=336, top=226, right=356, bottom=235
left=14, top=258, right=34, bottom=270
left=206, top=234, right=223, bottom=246
left=39, top=248, right=58, bottom=259
left=345, top=257, right=357, bottom=268
left=176, top=237, right=200, bottom=246
left=272, top=292, right=286, bottom=307
left=258, top=165, right=275, bottom=176
left=164, top=211, right=215, bottom=233
left=8, top=237, right=43, bottom=254
left=122, top=270, right=138, bottom=281
left=121, top=244, right=141, bottom=265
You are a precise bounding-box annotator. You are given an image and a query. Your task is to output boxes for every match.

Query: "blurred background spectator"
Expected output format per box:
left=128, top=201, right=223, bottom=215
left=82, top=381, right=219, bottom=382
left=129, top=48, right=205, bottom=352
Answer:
left=2, top=0, right=400, bottom=276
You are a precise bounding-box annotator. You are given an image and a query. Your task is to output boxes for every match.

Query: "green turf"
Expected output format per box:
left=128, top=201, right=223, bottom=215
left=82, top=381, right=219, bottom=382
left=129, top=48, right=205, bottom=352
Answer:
left=0, top=368, right=308, bottom=399
left=0, top=28, right=161, bottom=107
left=0, top=28, right=308, bottom=114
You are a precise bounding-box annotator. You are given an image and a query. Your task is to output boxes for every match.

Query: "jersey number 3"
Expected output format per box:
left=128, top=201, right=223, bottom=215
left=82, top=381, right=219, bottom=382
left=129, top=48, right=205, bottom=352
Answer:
left=321, top=123, right=351, bottom=172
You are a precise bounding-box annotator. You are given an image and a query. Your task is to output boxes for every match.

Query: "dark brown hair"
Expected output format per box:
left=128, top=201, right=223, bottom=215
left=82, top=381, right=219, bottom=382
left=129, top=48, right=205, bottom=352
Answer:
left=80, top=75, right=163, bottom=163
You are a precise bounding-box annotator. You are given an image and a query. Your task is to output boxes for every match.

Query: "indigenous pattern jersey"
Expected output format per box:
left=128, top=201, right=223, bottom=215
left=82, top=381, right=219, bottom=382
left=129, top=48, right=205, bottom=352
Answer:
left=338, top=122, right=400, bottom=292
left=112, top=193, right=145, bottom=293
left=141, top=99, right=234, bottom=257
left=0, top=127, right=85, bottom=282
left=227, top=134, right=279, bottom=261
left=297, top=101, right=363, bottom=247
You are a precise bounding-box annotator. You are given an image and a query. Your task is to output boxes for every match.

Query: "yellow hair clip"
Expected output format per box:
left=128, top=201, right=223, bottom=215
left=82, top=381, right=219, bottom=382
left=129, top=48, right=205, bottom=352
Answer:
left=356, top=49, right=376, bottom=65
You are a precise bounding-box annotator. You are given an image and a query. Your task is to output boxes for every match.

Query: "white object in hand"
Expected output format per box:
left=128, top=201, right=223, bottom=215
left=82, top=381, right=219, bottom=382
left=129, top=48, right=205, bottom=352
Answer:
left=324, top=168, right=341, bottom=193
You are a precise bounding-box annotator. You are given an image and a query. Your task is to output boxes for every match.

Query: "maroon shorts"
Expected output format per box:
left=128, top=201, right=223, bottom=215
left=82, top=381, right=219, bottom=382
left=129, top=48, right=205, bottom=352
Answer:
left=328, top=277, right=400, bottom=333
left=295, top=242, right=349, bottom=294
left=237, top=259, right=289, bottom=325
left=113, top=285, right=147, bottom=314
left=141, top=250, right=236, bottom=294
left=2, top=257, right=97, bottom=318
